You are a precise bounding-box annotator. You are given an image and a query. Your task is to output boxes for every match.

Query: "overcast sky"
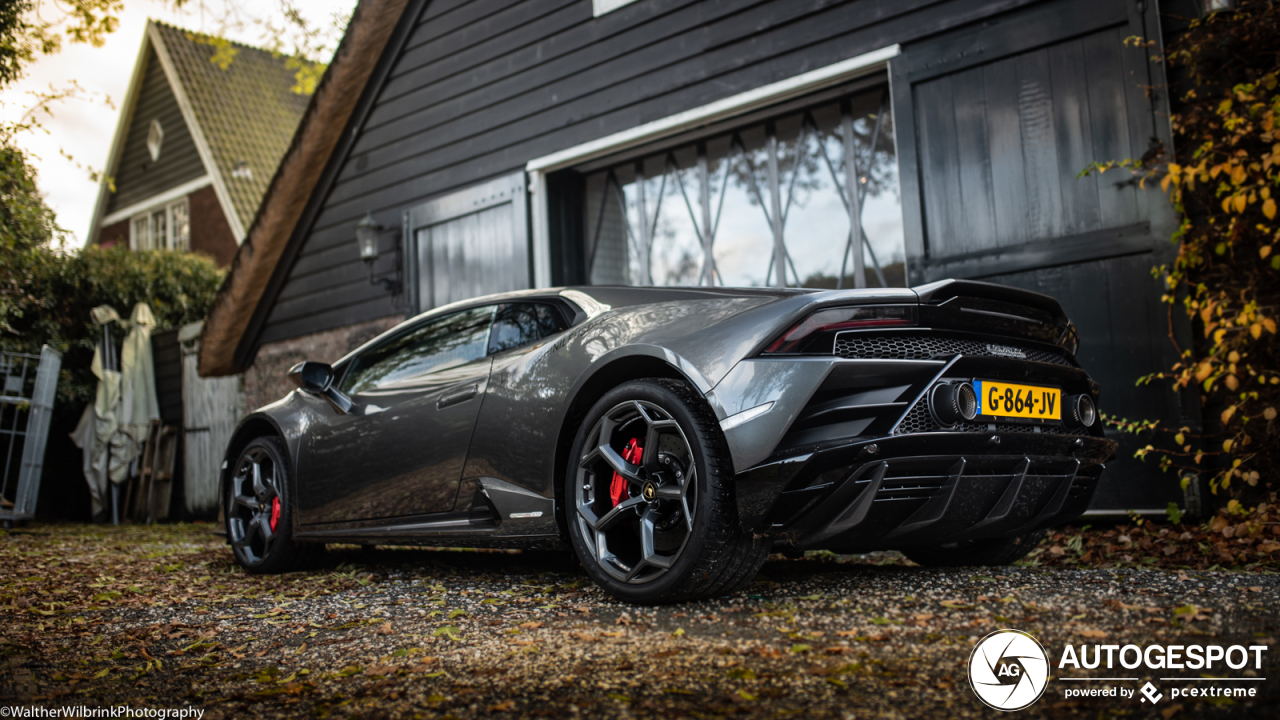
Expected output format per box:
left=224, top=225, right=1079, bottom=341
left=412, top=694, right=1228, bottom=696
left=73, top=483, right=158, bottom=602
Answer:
left=1, top=0, right=357, bottom=247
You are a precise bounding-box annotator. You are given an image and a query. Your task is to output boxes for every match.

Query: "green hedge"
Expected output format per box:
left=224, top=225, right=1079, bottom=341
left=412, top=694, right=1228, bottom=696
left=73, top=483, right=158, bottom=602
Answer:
left=1, top=246, right=224, bottom=413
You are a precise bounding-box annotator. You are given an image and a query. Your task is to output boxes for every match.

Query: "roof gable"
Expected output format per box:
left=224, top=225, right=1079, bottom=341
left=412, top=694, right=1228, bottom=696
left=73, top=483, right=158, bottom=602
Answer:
left=151, top=22, right=312, bottom=237
left=89, top=20, right=310, bottom=244
left=104, top=46, right=205, bottom=216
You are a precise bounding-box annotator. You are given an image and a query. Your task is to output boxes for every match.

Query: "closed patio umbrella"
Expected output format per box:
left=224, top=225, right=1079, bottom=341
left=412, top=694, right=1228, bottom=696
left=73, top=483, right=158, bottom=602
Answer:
left=70, top=306, right=122, bottom=519
left=70, top=303, right=160, bottom=522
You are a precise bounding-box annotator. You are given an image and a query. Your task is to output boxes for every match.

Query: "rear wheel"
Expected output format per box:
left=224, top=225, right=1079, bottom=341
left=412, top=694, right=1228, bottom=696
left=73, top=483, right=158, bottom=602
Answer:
left=565, top=379, right=769, bottom=604
left=225, top=437, right=307, bottom=574
left=902, top=530, right=1046, bottom=567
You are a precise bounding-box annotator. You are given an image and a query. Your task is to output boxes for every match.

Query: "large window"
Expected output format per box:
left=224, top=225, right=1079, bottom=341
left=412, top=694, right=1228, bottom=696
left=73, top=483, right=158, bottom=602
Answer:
left=130, top=198, right=190, bottom=251
left=582, top=86, right=902, bottom=289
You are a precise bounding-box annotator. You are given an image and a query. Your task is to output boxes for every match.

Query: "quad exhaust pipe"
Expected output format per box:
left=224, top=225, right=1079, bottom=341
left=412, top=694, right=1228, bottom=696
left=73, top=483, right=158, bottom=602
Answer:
left=927, top=381, right=1096, bottom=430
left=928, top=382, right=978, bottom=427
left=1064, top=393, right=1097, bottom=430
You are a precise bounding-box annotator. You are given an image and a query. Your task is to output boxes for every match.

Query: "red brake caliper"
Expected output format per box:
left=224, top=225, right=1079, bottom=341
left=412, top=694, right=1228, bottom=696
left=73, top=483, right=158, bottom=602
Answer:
left=609, top=438, right=643, bottom=507
left=270, top=497, right=282, bottom=532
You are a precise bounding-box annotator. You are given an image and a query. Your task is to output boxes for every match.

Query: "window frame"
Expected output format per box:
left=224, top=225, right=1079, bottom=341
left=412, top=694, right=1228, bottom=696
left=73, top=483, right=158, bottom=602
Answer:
left=129, top=197, right=189, bottom=251
left=486, top=301, right=572, bottom=357
left=526, top=46, right=901, bottom=290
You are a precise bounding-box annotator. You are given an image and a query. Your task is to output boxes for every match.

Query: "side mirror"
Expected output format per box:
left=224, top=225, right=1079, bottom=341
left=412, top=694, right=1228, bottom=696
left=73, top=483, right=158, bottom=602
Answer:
left=287, top=361, right=333, bottom=392
left=286, top=361, right=352, bottom=414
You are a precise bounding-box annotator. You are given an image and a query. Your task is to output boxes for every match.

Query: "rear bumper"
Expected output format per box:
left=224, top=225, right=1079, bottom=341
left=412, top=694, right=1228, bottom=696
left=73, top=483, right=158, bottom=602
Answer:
left=735, top=431, right=1116, bottom=551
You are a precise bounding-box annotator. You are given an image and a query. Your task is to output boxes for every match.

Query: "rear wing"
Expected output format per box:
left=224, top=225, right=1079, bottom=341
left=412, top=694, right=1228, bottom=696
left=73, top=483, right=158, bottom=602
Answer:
left=912, top=279, right=1077, bottom=352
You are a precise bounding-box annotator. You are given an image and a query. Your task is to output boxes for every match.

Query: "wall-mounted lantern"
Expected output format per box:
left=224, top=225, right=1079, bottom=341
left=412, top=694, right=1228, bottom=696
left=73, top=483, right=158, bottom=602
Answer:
left=1200, top=0, right=1236, bottom=14
left=356, top=212, right=401, bottom=294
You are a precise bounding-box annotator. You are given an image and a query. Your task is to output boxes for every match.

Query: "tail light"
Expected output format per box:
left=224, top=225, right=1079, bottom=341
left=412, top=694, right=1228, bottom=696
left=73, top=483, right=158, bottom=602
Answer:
left=764, top=305, right=916, bottom=354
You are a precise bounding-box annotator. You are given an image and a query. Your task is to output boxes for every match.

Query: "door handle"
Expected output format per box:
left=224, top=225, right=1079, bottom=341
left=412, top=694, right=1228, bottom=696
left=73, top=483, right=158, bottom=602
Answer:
left=437, top=384, right=479, bottom=409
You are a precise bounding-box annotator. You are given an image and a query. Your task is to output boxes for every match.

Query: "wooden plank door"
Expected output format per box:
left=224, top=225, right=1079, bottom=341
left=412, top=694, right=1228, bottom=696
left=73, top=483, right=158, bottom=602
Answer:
left=404, top=172, right=530, bottom=315
left=891, top=0, right=1198, bottom=513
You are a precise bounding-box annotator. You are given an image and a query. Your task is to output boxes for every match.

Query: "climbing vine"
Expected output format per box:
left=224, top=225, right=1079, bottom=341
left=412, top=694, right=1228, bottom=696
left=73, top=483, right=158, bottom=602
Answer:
left=1083, top=1, right=1278, bottom=498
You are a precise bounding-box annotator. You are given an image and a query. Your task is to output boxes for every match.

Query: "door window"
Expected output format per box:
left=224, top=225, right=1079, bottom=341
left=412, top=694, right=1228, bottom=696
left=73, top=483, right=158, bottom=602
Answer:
left=488, top=303, right=569, bottom=355
left=341, top=307, right=494, bottom=393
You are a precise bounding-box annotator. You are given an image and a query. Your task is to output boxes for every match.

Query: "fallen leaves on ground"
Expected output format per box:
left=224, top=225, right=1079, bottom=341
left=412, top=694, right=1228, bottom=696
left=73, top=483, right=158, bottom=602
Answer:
left=1023, top=494, right=1280, bottom=571
left=0, top=522, right=1276, bottom=719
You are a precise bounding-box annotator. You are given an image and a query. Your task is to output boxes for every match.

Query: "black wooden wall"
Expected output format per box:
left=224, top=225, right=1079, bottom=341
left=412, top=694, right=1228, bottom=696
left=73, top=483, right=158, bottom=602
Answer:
left=248, top=0, right=1197, bottom=511
left=255, top=0, right=1057, bottom=347
left=107, top=48, right=205, bottom=215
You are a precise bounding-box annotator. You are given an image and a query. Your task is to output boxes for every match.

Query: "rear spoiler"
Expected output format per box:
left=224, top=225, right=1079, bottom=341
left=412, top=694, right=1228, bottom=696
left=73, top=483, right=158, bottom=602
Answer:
left=911, top=279, right=1069, bottom=327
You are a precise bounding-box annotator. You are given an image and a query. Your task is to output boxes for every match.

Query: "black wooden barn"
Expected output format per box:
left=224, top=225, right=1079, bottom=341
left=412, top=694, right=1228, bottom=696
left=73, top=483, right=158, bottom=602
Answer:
left=201, top=0, right=1212, bottom=515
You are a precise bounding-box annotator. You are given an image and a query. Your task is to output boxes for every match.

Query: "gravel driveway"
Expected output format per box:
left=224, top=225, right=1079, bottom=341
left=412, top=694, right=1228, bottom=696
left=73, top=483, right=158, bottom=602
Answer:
left=1, top=524, right=1276, bottom=718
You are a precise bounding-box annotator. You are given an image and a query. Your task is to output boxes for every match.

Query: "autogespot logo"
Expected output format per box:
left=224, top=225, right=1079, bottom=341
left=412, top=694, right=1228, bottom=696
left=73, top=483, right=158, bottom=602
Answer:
left=968, top=630, right=1051, bottom=711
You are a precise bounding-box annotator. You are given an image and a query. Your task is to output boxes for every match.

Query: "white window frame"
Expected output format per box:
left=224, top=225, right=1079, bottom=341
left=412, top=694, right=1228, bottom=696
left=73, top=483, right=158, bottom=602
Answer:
left=129, top=197, right=190, bottom=251
left=524, top=44, right=901, bottom=288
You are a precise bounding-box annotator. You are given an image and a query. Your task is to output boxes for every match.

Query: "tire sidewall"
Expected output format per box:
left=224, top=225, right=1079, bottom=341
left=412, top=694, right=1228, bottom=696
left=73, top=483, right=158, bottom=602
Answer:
left=226, top=436, right=297, bottom=574
left=564, top=379, right=723, bottom=603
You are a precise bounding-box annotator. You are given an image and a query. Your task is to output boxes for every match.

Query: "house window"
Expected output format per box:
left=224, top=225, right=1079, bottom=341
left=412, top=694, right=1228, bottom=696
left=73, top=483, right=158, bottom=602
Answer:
left=168, top=201, right=190, bottom=251
left=132, top=215, right=151, bottom=250
left=130, top=198, right=190, bottom=251
left=581, top=85, right=903, bottom=289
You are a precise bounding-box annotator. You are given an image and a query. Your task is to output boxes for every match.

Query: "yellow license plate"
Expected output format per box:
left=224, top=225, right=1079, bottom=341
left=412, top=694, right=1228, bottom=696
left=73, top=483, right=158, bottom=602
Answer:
left=973, top=380, right=1061, bottom=422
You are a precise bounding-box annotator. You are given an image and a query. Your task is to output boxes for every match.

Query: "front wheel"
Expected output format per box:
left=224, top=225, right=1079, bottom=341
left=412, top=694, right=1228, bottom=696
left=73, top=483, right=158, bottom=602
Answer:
left=565, top=379, right=769, bottom=604
left=225, top=436, right=307, bottom=574
left=902, top=530, right=1046, bottom=567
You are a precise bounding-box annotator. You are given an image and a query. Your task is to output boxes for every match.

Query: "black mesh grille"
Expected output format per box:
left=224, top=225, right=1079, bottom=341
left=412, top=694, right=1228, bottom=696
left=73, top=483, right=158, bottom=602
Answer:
left=894, top=402, right=1088, bottom=436
left=834, top=333, right=1072, bottom=366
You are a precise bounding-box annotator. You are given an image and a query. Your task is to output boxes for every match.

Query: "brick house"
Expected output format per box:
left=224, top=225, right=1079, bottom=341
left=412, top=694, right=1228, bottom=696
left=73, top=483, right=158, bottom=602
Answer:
left=86, top=20, right=310, bottom=266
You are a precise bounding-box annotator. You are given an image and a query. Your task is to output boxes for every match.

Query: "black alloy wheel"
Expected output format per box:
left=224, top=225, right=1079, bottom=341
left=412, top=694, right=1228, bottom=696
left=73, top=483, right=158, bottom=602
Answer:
left=226, top=436, right=306, bottom=573
left=566, top=379, right=770, bottom=604
left=575, top=397, right=696, bottom=584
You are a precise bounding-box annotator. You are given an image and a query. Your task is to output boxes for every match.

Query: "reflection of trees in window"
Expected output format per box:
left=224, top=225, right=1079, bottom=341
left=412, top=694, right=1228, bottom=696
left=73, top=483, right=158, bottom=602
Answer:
left=584, top=87, right=902, bottom=291
left=726, top=110, right=897, bottom=210
left=343, top=307, right=492, bottom=392
left=489, top=303, right=568, bottom=354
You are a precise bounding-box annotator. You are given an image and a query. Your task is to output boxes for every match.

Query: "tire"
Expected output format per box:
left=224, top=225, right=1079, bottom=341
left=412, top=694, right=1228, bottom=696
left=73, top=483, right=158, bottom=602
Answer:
left=564, top=378, right=770, bottom=604
left=902, top=530, right=1046, bottom=567
left=225, top=436, right=308, bottom=574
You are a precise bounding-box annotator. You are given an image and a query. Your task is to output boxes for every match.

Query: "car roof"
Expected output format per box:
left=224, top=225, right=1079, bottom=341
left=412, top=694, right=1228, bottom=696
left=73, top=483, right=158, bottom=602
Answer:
left=332, top=285, right=817, bottom=368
